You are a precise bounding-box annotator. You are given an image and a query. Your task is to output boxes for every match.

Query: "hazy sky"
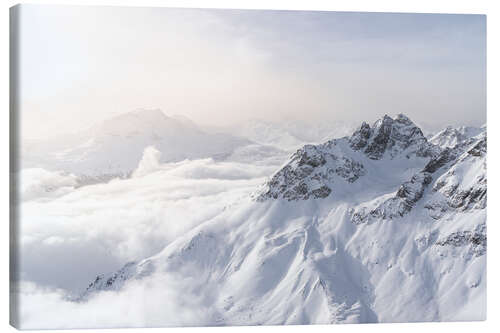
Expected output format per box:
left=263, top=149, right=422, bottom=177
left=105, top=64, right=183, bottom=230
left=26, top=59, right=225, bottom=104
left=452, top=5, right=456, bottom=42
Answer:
left=17, top=5, right=486, bottom=138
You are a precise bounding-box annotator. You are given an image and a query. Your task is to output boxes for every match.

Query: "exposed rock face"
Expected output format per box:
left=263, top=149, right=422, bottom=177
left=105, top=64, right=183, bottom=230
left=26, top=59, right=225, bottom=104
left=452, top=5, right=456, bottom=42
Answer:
left=351, top=123, right=486, bottom=225
left=435, top=224, right=486, bottom=257
left=255, top=114, right=487, bottom=263
left=349, top=114, right=437, bottom=160
left=351, top=171, right=433, bottom=224
left=349, top=122, right=372, bottom=151
left=447, top=185, right=487, bottom=210
left=424, top=134, right=486, bottom=219
left=81, top=262, right=137, bottom=298
left=423, top=148, right=456, bottom=173
left=80, top=260, right=155, bottom=300
left=258, top=114, right=437, bottom=202
left=363, top=115, right=394, bottom=159
left=256, top=144, right=364, bottom=201
left=468, top=136, right=486, bottom=157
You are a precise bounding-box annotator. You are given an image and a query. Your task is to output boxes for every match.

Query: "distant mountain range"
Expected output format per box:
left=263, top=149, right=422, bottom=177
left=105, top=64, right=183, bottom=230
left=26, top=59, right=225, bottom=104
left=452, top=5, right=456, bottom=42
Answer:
left=21, top=109, right=284, bottom=183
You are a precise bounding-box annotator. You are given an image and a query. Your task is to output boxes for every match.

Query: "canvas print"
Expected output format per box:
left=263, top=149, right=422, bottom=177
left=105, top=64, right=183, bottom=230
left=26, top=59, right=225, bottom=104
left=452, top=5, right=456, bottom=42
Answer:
left=10, top=4, right=486, bottom=329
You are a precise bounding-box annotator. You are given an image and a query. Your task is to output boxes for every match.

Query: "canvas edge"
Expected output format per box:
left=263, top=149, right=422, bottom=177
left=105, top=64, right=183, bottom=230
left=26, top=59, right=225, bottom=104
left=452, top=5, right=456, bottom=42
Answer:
left=10, top=3, right=22, bottom=330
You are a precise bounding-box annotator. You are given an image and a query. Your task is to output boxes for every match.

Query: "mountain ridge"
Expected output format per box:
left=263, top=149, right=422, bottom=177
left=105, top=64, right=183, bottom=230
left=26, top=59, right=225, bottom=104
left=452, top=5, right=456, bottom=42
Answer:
left=21, top=109, right=257, bottom=183
left=79, top=114, right=486, bottom=325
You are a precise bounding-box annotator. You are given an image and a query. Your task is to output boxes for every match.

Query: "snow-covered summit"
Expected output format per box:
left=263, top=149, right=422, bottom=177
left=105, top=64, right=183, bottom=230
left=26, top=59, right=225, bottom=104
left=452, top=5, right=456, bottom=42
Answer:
left=429, top=125, right=484, bottom=149
left=93, top=109, right=206, bottom=139
left=257, top=114, right=439, bottom=202
left=351, top=129, right=486, bottom=225
left=21, top=109, right=254, bottom=182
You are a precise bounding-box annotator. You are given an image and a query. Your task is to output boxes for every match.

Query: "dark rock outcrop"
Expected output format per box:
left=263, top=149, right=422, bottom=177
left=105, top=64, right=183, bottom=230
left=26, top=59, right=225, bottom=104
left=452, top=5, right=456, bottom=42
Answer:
left=258, top=114, right=439, bottom=202
left=350, top=114, right=437, bottom=160
left=351, top=171, right=432, bottom=224
left=256, top=143, right=365, bottom=201
left=435, top=224, right=486, bottom=257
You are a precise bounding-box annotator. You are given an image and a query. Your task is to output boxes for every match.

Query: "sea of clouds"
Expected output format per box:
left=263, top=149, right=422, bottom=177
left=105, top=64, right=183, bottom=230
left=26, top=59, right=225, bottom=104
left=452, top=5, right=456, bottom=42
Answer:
left=12, top=147, right=280, bottom=329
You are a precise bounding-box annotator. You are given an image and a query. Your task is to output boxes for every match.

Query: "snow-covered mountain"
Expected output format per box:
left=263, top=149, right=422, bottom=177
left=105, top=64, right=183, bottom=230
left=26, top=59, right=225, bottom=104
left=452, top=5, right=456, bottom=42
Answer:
left=21, top=109, right=275, bottom=183
left=429, top=125, right=484, bottom=149
left=80, top=114, right=486, bottom=325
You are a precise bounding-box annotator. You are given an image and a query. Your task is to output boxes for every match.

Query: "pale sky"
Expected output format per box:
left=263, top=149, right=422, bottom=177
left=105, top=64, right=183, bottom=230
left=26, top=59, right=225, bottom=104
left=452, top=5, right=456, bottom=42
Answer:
left=17, top=5, right=486, bottom=138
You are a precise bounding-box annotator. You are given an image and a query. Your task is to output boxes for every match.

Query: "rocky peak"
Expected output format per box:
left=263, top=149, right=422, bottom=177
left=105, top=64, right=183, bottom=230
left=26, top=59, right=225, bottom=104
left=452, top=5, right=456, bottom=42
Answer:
left=349, top=122, right=371, bottom=150
left=349, top=114, right=433, bottom=160
left=394, top=113, right=413, bottom=125
left=363, top=115, right=394, bottom=159
left=256, top=141, right=365, bottom=201
left=257, top=114, right=439, bottom=202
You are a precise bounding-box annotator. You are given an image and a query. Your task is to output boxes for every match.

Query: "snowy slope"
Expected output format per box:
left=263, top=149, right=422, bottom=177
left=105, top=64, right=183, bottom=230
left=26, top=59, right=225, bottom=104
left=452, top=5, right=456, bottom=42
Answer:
left=21, top=109, right=268, bottom=183
left=80, top=114, right=486, bottom=326
left=429, top=125, right=483, bottom=149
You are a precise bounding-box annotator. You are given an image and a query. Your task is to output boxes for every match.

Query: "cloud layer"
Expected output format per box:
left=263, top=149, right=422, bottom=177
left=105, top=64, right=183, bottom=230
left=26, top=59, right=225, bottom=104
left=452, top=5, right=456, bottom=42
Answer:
left=16, top=153, right=275, bottom=293
left=15, top=275, right=216, bottom=329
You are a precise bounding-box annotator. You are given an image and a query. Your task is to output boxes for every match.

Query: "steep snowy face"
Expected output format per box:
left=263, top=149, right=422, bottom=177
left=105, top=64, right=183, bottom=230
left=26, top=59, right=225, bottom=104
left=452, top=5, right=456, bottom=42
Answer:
left=429, top=125, right=484, bottom=149
left=350, top=129, right=486, bottom=227
left=78, top=115, right=486, bottom=327
left=425, top=132, right=487, bottom=257
left=425, top=133, right=486, bottom=219
left=350, top=171, right=433, bottom=224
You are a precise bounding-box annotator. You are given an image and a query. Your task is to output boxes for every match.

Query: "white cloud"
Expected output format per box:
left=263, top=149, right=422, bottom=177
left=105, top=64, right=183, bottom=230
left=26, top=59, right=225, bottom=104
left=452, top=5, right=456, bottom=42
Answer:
left=132, top=146, right=162, bottom=178
left=18, top=168, right=78, bottom=202
left=17, top=156, right=273, bottom=292
left=14, top=275, right=216, bottom=329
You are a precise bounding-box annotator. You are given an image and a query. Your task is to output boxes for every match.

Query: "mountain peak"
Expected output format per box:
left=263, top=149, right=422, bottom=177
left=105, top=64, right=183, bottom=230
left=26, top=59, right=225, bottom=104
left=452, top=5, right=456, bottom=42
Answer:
left=349, top=114, right=433, bottom=160
left=372, top=114, right=415, bottom=128
left=94, top=108, right=195, bottom=139
left=97, top=108, right=168, bottom=129
left=371, top=114, right=393, bottom=129
left=257, top=114, right=438, bottom=202
left=394, top=113, right=412, bottom=125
